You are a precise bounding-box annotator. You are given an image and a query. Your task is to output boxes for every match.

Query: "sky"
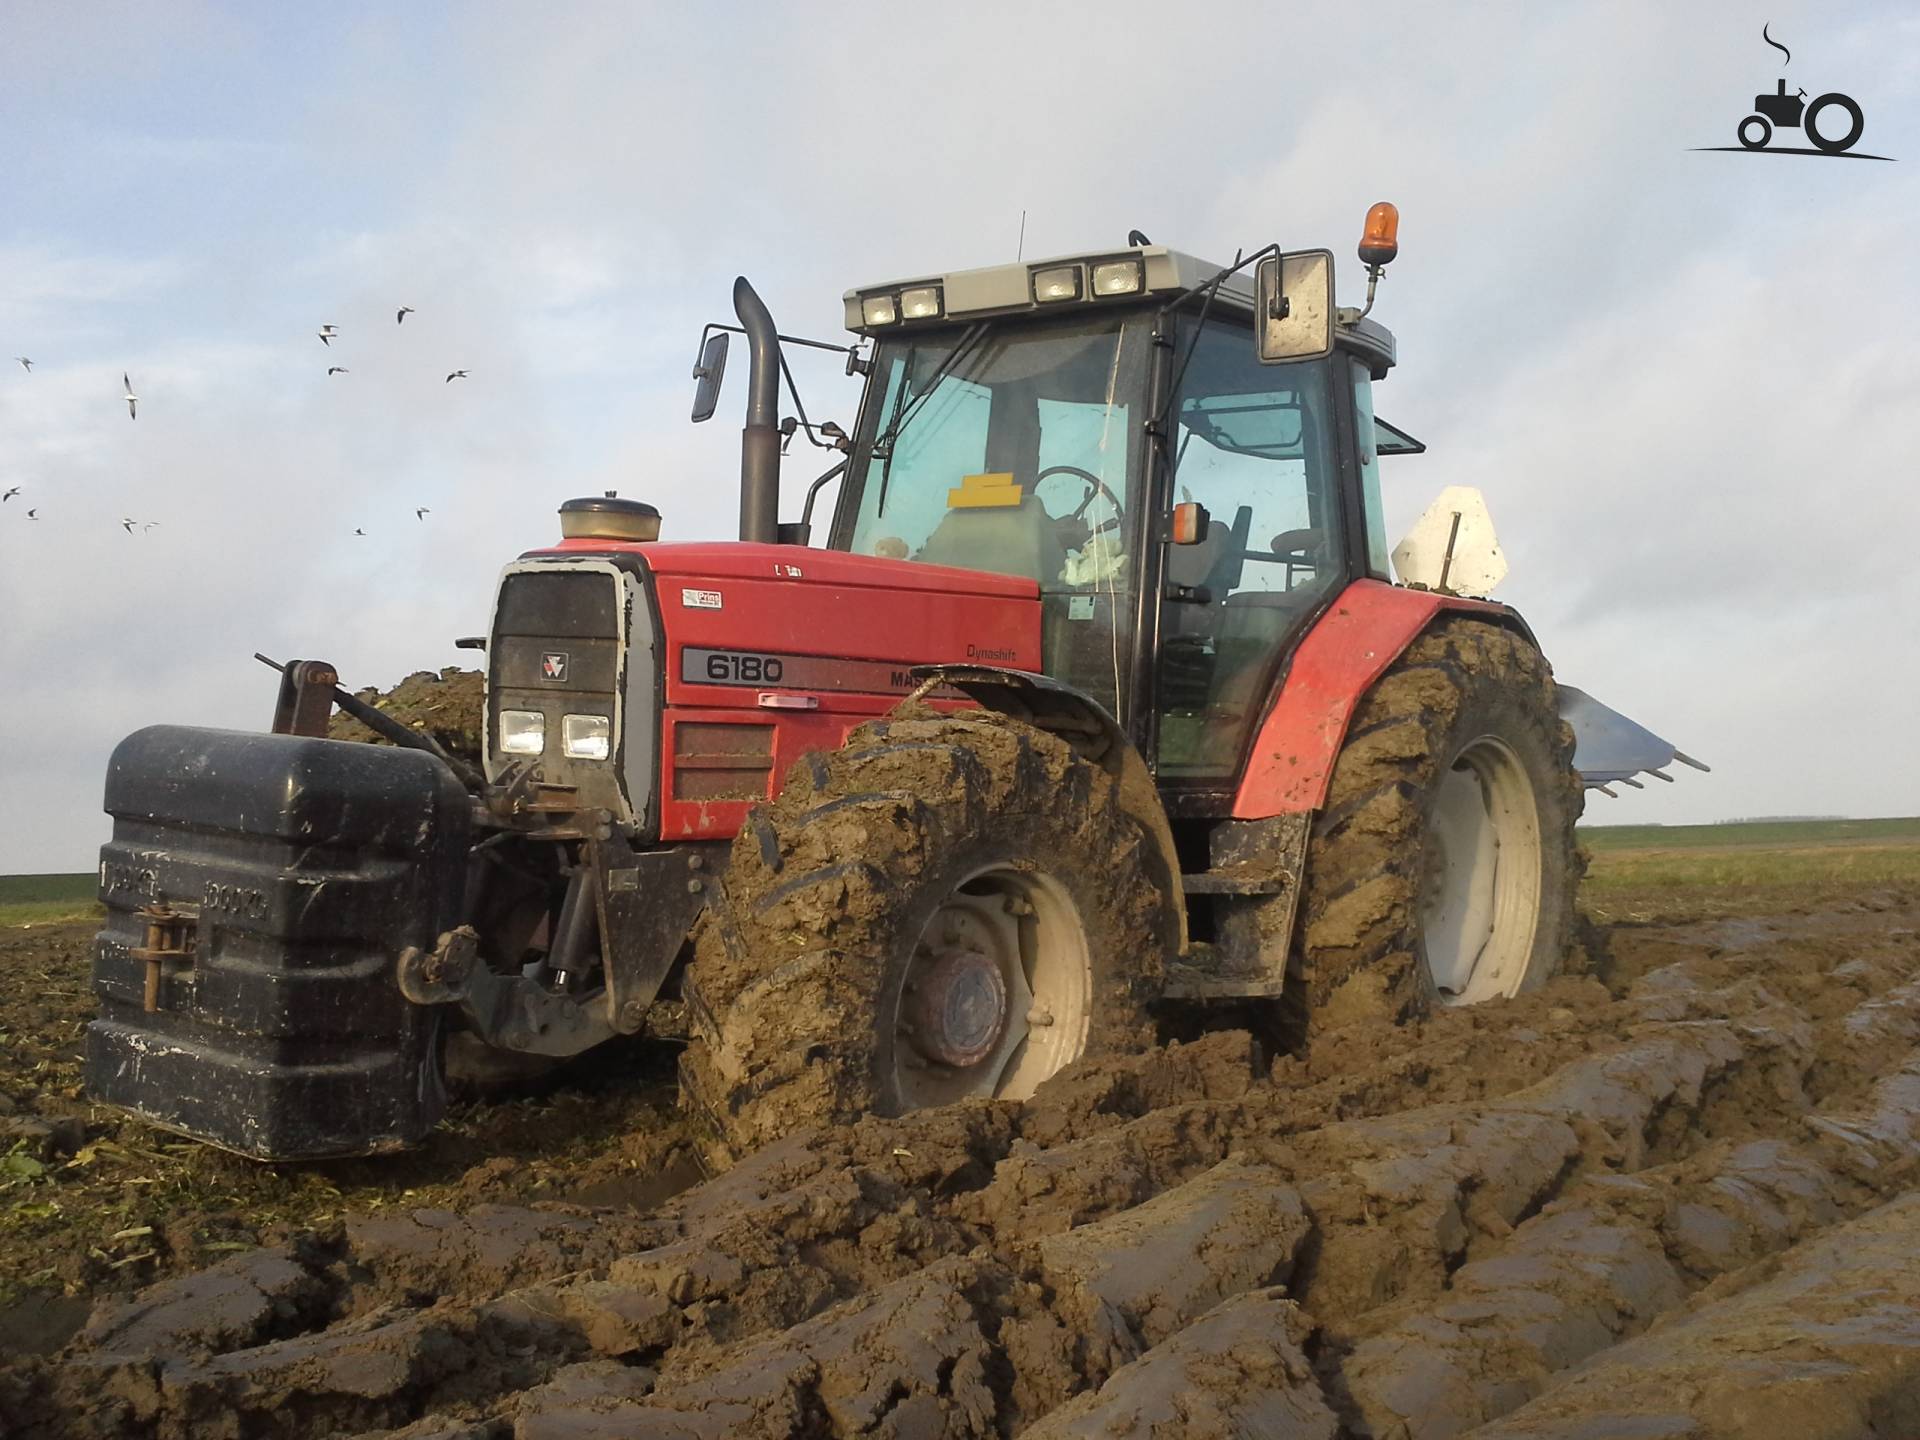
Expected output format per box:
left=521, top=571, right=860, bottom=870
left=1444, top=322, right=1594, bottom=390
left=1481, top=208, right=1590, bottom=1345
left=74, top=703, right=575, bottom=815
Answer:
left=2, top=1, right=1917, bottom=872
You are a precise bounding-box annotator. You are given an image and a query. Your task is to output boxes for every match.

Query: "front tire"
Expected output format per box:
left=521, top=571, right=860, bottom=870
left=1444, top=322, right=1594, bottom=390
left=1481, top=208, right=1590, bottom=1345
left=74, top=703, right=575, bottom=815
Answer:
left=680, top=707, right=1171, bottom=1154
left=1297, top=619, right=1583, bottom=1031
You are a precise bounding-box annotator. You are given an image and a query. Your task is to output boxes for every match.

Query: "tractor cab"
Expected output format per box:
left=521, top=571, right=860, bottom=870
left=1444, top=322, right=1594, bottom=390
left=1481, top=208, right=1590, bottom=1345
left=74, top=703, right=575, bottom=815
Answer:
left=821, top=241, right=1412, bottom=789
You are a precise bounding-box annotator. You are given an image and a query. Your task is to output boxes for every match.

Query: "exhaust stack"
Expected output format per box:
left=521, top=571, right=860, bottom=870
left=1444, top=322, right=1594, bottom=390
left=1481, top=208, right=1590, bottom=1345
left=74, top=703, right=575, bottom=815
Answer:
left=734, top=277, right=782, bottom=544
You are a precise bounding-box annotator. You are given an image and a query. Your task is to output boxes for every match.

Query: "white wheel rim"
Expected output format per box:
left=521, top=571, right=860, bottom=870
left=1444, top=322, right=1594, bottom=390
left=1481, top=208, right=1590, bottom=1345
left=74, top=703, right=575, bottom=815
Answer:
left=890, top=865, right=1092, bottom=1109
left=1418, top=735, right=1543, bottom=1006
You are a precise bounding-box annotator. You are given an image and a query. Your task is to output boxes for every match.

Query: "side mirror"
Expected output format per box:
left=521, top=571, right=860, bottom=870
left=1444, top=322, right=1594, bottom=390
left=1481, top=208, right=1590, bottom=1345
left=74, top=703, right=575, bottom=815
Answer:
left=690, top=332, right=730, bottom=423
left=1254, top=249, right=1335, bottom=364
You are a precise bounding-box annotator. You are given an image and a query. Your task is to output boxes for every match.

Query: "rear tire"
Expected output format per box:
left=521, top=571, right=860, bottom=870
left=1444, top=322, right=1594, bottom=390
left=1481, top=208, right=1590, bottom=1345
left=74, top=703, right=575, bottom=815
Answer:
left=1805, top=93, right=1864, bottom=154
left=1297, top=619, right=1583, bottom=1031
left=680, top=707, right=1171, bottom=1154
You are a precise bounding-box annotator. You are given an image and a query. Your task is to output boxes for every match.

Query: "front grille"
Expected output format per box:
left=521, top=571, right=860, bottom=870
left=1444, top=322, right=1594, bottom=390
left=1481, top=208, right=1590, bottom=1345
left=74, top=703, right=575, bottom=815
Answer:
left=671, top=722, right=775, bottom=802
left=487, top=562, right=656, bottom=827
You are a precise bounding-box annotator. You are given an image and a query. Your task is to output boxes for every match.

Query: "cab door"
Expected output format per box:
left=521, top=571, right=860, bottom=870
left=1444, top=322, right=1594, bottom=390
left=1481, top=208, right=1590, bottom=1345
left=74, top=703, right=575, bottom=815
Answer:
left=1152, top=320, right=1352, bottom=782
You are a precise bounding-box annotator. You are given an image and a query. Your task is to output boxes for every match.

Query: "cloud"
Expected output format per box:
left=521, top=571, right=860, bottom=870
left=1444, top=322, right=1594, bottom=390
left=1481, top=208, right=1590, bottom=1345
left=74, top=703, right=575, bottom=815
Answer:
left=0, top=246, right=185, bottom=338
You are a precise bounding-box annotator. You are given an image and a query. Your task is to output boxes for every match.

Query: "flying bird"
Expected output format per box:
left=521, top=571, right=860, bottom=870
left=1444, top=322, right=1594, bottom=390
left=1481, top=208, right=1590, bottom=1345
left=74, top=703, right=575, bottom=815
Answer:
left=144, top=522, right=159, bottom=532
left=445, top=370, right=469, bottom=383
left=354, top=527, right=367, bottom=536
left=2, top=487, right=19, bottom=502
left=318, top=325, right=339, bottom=346
left=327, top=366, right=349, bottom=375
left=122, top=374, right=138, bottom=419
left=26, top=509, right=36, bottom=520
left=397, top=307, right=415, bottom=324
left=13, top=358, right=30, bottom=373
left=415, top=507, right=430, bottom=520
left=121, top=518, right=136, bottom=533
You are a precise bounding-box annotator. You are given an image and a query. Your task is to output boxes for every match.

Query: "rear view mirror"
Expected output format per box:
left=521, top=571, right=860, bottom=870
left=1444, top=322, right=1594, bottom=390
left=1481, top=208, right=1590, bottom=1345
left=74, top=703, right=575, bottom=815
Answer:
left=1254, top=249, right=1335, bottom=364
left=690, top=332, right=730, bottom=422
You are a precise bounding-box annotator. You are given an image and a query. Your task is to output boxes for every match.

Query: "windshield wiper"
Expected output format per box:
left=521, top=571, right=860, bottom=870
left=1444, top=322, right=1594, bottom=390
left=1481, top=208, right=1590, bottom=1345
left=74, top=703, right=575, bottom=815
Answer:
left=873, top=321, right=988, bottom=517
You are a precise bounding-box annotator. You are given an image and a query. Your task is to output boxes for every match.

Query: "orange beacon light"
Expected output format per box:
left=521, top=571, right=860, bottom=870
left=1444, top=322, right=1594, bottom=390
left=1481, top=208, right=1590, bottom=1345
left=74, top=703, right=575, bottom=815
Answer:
left=1359, top=202, right=1400, bottom=269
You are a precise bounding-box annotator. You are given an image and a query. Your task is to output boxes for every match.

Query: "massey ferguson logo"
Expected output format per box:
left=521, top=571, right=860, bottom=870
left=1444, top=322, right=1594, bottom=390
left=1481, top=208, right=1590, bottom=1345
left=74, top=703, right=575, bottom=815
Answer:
left=541, top=652, right=569, bottom=682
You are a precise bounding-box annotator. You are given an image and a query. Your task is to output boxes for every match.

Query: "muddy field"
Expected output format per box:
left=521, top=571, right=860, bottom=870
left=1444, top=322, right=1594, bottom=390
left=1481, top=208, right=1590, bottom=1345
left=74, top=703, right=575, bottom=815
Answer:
left=4, top=861, right=1919, bottom=1436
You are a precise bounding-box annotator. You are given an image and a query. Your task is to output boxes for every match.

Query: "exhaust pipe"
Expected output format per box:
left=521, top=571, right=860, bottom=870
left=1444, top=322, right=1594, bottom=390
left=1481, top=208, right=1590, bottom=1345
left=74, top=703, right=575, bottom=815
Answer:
left=734, top=277, right=782, bottom=544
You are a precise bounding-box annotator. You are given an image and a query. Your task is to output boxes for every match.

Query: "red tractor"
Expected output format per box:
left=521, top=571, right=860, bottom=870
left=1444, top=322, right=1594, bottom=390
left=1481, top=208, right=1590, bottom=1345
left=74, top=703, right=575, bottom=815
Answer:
left=89, top=207, right=1701, bottom=1158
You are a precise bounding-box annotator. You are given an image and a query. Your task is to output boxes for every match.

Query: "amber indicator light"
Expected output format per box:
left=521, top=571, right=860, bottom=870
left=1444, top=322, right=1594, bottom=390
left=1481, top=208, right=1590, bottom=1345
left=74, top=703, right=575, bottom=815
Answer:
left=1170, top=501, right=1209, bottom=545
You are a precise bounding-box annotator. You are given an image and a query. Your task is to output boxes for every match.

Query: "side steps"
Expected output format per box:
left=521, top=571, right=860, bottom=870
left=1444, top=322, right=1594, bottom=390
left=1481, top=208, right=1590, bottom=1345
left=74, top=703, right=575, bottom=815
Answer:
left=1163, top=815, right=1309, bottom=1000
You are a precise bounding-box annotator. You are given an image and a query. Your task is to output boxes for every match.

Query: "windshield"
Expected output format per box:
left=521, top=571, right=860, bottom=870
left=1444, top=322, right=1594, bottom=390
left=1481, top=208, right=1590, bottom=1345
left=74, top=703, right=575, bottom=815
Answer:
left=844, top=312, right=1152, bottom=590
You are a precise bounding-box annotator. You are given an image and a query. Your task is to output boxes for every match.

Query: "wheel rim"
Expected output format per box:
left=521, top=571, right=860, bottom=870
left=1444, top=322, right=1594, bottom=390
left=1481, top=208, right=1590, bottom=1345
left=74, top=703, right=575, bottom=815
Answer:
left=1417, top=735, right=1543, bottom=1006
left=889, top=864, right=1092, bottom=1109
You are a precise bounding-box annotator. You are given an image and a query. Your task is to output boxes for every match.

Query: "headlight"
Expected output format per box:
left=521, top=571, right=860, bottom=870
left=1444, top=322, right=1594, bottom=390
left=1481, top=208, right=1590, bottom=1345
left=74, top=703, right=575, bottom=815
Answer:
left=499, top=709, right=546, bottom=756
left=1091, top=258, right=1144, bottom=296
left=861, top=293, right=899, bottom=326
left=899, top=285, right=943, bottom=320
left=1031, top=265, right=1082, bottom=303
left=562, top=713, right=612, bottom=760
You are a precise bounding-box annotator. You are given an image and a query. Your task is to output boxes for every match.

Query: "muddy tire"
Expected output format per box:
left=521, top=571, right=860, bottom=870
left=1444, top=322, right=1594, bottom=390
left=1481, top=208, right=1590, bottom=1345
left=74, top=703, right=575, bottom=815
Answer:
left=1298, top=618, right=1583, bottom=1030
left=680, top=707, right=1171, bottom=1154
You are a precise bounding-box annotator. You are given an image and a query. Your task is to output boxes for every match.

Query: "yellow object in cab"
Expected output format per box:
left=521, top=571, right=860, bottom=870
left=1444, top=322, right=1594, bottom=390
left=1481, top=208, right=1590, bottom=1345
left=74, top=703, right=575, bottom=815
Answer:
left=947, top=472, right=1024, bottom=509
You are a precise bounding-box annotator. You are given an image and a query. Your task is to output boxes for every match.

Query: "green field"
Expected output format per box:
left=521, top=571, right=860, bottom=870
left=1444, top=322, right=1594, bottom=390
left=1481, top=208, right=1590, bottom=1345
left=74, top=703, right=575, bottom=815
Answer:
left=0, top=873, right=99, bottom=929
left=1580, top=817, right=1920, bottom=851
left=1579, top=816, right=1920, bottom=923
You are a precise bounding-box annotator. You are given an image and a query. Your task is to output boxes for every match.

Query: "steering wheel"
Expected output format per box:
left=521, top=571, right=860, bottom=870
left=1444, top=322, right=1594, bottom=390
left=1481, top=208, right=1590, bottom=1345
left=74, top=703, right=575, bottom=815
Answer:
left=1267, top=527, right=1326, bottom=560
left=1033, top=465, right=1124, bottom=549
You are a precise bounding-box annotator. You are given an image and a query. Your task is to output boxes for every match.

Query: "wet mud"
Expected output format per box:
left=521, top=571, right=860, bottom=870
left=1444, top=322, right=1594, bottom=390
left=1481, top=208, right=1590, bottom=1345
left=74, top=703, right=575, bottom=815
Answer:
left=4, top=892, right=1919, bottom=1437
left=328, top=667, right=484, bottom=763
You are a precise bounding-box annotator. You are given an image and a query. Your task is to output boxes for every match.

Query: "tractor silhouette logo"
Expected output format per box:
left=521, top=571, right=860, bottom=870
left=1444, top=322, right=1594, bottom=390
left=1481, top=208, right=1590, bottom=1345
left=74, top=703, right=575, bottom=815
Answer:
left=1696, top=24, right=1893, bottom=161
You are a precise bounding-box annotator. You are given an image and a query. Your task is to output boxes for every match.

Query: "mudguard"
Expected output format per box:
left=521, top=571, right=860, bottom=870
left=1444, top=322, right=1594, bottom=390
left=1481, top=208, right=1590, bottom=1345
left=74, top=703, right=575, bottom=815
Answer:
left=1230, top=579, right=1705, bottom=816
left=1231, top=579, right=1523, bottom=818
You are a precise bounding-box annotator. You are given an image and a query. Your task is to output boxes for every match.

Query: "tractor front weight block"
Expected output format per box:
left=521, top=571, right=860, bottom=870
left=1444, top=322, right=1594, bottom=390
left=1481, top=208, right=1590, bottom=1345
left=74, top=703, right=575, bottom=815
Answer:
left=88, top=726, right=471, bottom=1161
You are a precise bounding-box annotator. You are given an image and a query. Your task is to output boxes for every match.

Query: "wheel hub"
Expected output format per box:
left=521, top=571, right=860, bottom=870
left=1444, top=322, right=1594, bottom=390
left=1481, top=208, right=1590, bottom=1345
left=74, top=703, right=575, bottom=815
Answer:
left=889, top=865, right=1093, bottom=1110
left=906, top=947, right=1008, bottom=1068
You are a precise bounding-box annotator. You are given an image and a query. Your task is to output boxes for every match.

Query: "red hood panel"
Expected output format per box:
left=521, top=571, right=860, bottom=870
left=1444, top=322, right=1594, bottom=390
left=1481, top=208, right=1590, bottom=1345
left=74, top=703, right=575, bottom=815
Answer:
left=528, top=539, right=1040, bottom=600
left=518, top=540, right=1042, bottom=842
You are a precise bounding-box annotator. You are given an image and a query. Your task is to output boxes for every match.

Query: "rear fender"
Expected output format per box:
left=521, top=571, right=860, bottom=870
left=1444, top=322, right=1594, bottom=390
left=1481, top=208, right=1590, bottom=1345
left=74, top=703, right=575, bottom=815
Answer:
left=909, top=664, right=1187, bottom=957
left=1230, top=579, right=1532, bottom=818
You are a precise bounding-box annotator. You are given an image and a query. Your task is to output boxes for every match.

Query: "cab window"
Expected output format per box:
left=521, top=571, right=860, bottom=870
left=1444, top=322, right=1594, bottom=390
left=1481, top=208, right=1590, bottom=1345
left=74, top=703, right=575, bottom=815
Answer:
left=846, top=313, right=1149, bottom=591
left=842, top=311, right=1154, bottom=718
left=1350, top=360, right=1391, bottom=576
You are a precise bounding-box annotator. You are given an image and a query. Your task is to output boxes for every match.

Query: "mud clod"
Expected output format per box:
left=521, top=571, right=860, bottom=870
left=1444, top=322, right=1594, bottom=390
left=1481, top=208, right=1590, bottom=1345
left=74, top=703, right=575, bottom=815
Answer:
left=329, top=668, right=484, bottom=763
left=1022, top=1289, right=1340, bottom=1440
